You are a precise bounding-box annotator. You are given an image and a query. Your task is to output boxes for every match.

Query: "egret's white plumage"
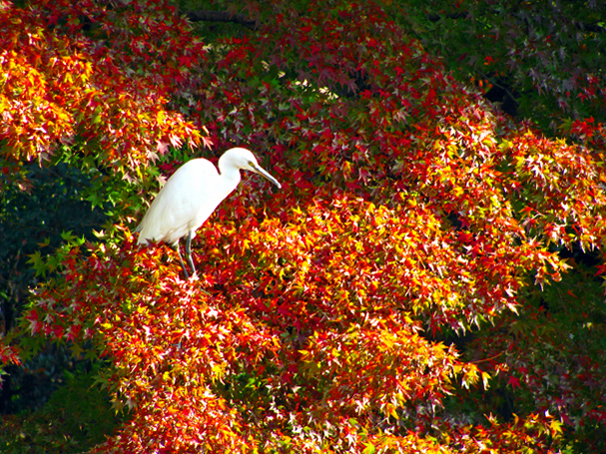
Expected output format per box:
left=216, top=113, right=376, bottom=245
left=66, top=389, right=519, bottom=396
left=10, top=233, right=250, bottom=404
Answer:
left=136, top=147, right=281, bottom=277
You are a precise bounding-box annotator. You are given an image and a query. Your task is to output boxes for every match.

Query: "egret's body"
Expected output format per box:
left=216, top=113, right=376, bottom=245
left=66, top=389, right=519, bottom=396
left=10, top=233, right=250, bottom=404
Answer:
left=136, top=147, right=281, bottom=277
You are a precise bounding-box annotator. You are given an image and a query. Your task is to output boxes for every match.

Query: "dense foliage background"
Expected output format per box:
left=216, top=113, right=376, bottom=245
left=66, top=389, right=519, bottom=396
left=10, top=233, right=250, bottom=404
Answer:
left=1, top=0, right=605, bottom=452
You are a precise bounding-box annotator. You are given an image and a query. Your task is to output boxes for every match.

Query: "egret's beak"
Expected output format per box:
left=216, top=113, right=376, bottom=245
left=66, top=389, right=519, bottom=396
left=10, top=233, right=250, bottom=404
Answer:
left=250, top=162, right=281, bottom=189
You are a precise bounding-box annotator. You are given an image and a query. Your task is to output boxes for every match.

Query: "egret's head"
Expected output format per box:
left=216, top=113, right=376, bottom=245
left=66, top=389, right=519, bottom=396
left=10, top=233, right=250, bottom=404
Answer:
left=221, top=147, right=281, bottom=188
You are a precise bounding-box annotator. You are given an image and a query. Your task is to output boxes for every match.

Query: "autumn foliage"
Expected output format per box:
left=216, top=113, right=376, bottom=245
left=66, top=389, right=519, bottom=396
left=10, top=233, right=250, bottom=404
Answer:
left=2, top=0, right=606, bottom=452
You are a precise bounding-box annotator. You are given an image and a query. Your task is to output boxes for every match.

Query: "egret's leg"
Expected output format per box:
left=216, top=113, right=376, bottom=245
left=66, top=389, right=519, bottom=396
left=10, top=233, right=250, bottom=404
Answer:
left=174, top=242, right=190, bottom=279
left=185, top=230, right=197, bottom=278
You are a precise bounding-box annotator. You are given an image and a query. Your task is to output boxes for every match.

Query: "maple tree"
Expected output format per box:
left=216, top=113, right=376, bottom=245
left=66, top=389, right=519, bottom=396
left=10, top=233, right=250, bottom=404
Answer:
left=2, top=0, right=606, bottom=453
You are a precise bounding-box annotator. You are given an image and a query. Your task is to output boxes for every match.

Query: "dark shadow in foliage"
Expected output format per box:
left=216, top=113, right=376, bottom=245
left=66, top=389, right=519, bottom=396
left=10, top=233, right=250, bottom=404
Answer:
left=483, top=77, right=519, bottom=118
left=557, top=243, right=602, bottom=270
left=0, top=162, right=108, bottom=414
left=332, top=70, right=372, bottom=99
left=448, top=260, right=606, bottom=452
left=428, top=240, right=606, bottom=451
left=0, top=367, right=127, bottom=454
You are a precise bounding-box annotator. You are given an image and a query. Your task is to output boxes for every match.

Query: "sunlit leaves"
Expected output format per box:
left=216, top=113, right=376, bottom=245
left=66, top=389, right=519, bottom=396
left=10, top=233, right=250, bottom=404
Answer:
left=25, top=231, right=278, bottom=452
left=0, top=1, right=204, bottom=173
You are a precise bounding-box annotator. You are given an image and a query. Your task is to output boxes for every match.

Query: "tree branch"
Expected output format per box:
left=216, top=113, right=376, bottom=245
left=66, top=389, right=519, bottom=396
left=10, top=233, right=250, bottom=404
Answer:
left=186, top=10, right=258, bottom=30
left=427, top=12, right=468, bottom=22
left=427, top=10, right=606, bottom=35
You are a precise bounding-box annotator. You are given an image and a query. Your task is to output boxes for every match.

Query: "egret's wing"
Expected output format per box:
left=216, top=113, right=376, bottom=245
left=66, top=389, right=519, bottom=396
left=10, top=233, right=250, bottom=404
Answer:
left=137, top=159, right=221, bottom=245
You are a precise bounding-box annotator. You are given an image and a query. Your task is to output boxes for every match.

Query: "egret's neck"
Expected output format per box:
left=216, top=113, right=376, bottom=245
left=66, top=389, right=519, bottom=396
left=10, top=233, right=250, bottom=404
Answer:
left=218, top=158, right=242, bottom=194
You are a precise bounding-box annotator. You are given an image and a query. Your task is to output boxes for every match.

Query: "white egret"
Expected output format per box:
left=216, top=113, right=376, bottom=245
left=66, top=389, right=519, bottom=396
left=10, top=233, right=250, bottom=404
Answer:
left=136, top=147, right=281, bottom=278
